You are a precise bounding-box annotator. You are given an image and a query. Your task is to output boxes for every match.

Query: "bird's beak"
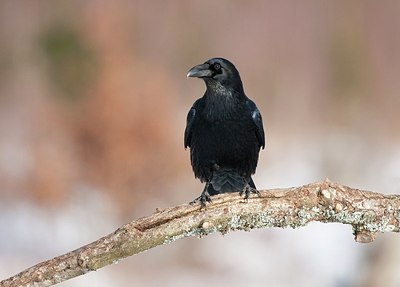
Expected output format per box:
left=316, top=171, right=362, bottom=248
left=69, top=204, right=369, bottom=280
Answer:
left=186, top=63, right=212, bottom=78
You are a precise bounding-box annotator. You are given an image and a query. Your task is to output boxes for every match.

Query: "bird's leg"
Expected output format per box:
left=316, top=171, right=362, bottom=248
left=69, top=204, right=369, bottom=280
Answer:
left=190, top=182, right=212, bottom=208
left=240, top=180, right=261, bottom=200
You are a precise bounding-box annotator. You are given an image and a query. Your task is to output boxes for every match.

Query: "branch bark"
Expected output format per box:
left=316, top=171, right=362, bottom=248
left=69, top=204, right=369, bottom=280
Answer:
left=2, top=180, right=400, bottom=287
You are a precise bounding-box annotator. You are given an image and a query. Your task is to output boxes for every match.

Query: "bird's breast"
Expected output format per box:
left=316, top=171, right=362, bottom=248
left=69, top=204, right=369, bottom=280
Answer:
left=192, top=114, right=257, bottom=157
left=189, top=104, right=260, bottom=181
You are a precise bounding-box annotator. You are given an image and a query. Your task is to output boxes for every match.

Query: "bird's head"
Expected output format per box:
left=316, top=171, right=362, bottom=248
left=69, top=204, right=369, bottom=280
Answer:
left=187, top=58, right=243, bottom=92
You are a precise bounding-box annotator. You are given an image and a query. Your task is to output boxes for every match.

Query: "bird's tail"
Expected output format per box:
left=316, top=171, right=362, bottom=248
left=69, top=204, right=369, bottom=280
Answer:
left=208, top=168, right=255, bottom=195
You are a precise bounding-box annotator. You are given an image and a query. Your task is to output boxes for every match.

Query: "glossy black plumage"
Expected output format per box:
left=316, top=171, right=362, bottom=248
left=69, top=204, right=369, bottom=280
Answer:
left=185, top=58, right=265, bottom=205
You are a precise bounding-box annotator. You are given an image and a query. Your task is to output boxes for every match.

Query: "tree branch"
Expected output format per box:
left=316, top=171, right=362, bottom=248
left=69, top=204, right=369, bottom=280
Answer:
left=2, top=180, right=400, bottom=287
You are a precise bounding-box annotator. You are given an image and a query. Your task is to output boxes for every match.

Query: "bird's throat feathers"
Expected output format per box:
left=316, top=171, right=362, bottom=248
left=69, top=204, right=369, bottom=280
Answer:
left=204, top=82, right=244, bottom=120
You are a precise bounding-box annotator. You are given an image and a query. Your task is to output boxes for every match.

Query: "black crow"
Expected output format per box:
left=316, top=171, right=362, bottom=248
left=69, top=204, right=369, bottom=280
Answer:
left=185, top=57, right=265, bottom=206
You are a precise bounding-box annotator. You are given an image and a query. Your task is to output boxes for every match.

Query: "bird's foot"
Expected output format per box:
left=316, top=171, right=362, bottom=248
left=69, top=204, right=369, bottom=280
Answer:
left=240, top=183, right=261, bottom=201
left=190, top=185, right=212, bottom=208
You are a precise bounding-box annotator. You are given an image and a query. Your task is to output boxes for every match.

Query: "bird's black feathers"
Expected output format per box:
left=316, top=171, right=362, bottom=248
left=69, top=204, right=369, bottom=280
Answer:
left=246, top=100, right=265, bottom=149
left=185, top=58, right=265, bottom=204
left=184, top=100, right=199, bottom=149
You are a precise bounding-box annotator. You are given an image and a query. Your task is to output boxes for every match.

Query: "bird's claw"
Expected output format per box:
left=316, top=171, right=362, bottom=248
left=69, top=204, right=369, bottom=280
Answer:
left=240, top=183, right=261, bottom=200
left=190, top=190, right=212, bottom=208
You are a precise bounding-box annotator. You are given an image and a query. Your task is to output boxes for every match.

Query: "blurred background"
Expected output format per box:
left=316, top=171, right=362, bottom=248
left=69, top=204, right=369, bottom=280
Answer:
left=1, top=1, right=400, bottom=286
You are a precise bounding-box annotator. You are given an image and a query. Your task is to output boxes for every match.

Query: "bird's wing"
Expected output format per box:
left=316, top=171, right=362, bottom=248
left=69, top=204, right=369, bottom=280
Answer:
left=246, top=100, right=265, bottom=149
left=184, top=98, right=202, bottom=149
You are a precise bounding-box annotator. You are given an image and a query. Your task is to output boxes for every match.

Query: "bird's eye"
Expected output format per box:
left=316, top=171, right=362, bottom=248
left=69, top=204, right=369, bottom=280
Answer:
left=214, top=63, right=221, bottom=71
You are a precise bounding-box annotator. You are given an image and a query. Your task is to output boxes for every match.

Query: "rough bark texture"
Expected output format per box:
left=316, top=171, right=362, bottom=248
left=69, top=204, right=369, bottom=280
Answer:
left=2, top=180, right=400, bottom=287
